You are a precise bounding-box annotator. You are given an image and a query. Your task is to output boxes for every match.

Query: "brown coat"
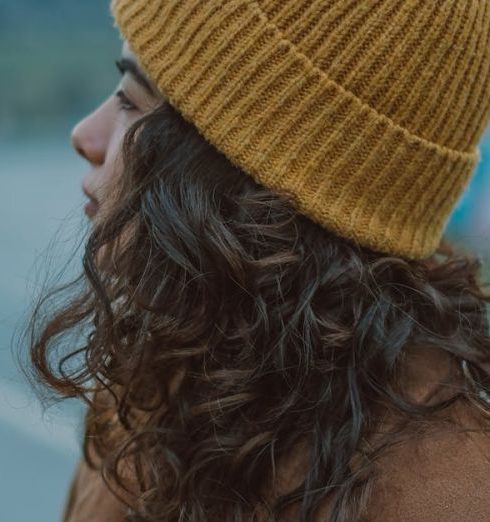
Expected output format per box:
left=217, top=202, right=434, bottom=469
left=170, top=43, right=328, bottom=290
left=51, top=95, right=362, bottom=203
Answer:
left=62, top=348, right=490, bottom=521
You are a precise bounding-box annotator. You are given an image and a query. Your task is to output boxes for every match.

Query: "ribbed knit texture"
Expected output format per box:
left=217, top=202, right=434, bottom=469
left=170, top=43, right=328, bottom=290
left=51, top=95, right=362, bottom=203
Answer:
left=110, top=0, right=490, bottom=259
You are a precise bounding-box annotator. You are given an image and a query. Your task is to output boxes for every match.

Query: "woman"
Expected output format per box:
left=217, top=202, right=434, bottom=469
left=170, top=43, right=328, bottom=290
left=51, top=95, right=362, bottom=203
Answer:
left=26, top=1, right=490, bottom=521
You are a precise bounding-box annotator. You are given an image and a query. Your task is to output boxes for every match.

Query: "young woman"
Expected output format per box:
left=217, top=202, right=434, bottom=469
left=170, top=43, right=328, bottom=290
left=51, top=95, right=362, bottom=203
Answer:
left=27, top=1, right=490, bottom=521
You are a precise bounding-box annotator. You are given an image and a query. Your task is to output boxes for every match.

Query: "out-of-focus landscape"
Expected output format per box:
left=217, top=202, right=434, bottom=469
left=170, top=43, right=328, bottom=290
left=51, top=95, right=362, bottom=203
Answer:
left=1, top=0, right=119, bottom=138
left=0, top=1, right=489, bottom=521
left=1, top=2, right=119, bottom=521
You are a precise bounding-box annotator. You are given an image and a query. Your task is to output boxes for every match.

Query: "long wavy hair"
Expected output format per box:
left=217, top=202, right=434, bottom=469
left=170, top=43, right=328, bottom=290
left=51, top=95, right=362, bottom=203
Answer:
left=25, top=100, right=490, bottom=522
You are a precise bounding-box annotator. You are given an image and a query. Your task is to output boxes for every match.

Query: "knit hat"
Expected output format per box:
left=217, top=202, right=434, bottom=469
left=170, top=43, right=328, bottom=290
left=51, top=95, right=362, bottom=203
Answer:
left=110, top=0, right=490, bottom=260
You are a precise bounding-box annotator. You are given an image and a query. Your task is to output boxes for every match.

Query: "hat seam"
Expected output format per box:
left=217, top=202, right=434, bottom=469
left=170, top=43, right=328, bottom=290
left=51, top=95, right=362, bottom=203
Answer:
left=250, top=0, right=477, bottom=164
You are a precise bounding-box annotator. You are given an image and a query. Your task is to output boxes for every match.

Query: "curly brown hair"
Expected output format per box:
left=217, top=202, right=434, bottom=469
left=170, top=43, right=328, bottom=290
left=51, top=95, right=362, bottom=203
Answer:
left=25, top=101, right=490, bottom=522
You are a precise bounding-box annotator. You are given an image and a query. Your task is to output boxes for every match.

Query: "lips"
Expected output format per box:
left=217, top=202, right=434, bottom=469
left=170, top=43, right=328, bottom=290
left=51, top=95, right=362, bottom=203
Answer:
left=82, top=183, right=99, bottom=218
left=84, top=199, right=99, bottom=218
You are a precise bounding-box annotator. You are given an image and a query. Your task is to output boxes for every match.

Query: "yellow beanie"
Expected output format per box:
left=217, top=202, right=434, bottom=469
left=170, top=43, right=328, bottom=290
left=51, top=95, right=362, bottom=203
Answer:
left=110, top=0, right=490, bottom=260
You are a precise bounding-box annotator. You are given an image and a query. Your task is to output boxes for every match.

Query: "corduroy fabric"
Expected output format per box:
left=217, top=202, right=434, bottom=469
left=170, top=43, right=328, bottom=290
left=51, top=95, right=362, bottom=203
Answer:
left=110, top=0, right=490, bottom=260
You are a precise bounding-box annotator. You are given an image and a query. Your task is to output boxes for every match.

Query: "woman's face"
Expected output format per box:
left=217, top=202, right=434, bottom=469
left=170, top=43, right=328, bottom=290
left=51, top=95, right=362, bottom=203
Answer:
left=72, top=40, right=163, bottom=221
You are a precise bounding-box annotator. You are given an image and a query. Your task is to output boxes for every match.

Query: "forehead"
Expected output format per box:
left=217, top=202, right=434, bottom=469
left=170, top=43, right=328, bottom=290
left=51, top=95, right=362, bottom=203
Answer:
left=121, top=40, right=161, bottom=96
left=122, top=40, right=139, bottom=63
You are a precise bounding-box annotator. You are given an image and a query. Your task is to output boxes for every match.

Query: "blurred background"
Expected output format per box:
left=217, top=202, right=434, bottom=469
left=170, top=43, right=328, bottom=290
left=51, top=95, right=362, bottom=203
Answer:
left=1, top=1, right=120, bottom=520
left=0, top=1, right=489, bottom=521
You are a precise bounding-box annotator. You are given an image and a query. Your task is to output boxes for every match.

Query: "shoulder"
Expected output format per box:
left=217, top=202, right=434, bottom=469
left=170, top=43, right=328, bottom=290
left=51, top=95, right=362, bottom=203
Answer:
left=259, top=399, right=490, bottom=521
left=365, top=403, right=490, bottom=522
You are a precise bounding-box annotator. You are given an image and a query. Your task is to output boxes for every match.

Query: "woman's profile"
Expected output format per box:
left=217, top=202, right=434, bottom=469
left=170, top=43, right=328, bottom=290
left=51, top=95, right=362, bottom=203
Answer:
left=25, top=1, right=490, bottom=521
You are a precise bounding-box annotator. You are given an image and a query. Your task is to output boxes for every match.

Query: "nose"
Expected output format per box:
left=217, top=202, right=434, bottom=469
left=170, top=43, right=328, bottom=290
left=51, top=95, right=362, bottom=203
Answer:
left=71, top=104, right=108, bottom=166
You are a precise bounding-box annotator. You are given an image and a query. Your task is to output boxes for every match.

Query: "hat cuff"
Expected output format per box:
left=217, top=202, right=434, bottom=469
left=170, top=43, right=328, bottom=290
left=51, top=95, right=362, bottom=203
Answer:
left=111, top=0, right=480, bottom=259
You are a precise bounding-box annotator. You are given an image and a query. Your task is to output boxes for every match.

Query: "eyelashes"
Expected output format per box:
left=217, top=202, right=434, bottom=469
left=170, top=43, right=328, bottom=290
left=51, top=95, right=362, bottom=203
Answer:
left=115, top=59, right=125, bottom=76
left=115, top=89, right=138, bottom=112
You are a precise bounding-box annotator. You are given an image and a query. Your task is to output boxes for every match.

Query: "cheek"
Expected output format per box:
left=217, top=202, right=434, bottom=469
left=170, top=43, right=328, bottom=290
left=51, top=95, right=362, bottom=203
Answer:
left=95, top=112, right=135, bottom=203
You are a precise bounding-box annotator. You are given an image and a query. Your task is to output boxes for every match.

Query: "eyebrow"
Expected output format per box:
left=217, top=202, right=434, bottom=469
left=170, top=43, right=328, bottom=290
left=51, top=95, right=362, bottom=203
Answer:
left=115, top=57, right=158, bottom=97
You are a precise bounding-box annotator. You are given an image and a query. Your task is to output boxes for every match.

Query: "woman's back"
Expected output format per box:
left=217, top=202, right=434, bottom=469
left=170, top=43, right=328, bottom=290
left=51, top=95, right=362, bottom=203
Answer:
left=62, top=344, right=490, bottom=521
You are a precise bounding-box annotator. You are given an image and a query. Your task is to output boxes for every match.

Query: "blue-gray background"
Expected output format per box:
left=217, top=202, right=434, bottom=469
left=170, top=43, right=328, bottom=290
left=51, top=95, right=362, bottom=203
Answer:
left=0, top=2, right=489, bottom=521
left=1, top=2, right=119, bottom=520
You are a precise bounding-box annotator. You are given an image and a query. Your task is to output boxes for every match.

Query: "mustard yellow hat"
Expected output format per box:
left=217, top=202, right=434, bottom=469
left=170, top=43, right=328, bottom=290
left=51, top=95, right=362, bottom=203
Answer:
left=111, top=0, right=490, bottom=260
